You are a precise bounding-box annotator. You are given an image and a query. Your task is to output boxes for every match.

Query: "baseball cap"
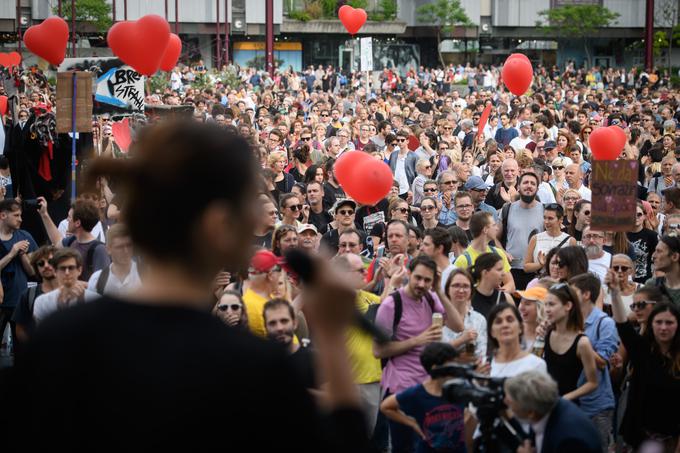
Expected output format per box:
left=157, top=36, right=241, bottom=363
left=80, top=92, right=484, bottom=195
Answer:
left=463, top=175, right=489, bottom=191
left=520, top=120, right=533, bottom=128
left=543, top=140, right=557, bottom=151
left=297, top=224, right=319, bottom=235
left=514, top=286, right=548, bottom=302
left=249, top=250, right=282, bottom=274
left=330, top=198, right=357, bottom=215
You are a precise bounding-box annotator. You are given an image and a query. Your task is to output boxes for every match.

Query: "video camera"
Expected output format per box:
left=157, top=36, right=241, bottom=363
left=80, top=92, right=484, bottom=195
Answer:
left=431, top=363, right=529, bottom=453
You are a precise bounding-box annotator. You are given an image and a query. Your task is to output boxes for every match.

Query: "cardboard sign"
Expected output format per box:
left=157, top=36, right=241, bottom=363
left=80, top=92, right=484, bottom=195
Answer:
left=56, top=71, right=93, bottom=133
left=59, top=57, right=144, bottom=113
left=590, top=160, right=639, bottom=232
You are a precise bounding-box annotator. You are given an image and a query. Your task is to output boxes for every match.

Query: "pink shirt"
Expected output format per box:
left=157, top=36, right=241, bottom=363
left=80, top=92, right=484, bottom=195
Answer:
left=375, top=288, right=445, bottom=394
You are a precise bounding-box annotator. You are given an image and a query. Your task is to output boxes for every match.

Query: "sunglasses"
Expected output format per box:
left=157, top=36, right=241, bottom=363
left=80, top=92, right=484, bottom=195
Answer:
left=631, top=301, right=655, bottom=310
left=393, top=207, right=410, bottom=214
left=442, top=180, right=458, bottom=185
left=443, top=126, right=452, bottom=130
left=421, top=205, right=436, bottom=211
left=613, top=265, right=631, bottom=272
left=396, top=138, right=407, bottom=142
left=424, top=188, right=437, bottom=193
left=301, top=136, right=312, bottom=141
left=337, top=210, right=354, bottom=216
left=553, top=166, right=564, bottom=170
left=287, top=204, right=303, bottom=211
left=36, top=260, right=49, bottom=268
left=217, top=304, right=242, bottom=312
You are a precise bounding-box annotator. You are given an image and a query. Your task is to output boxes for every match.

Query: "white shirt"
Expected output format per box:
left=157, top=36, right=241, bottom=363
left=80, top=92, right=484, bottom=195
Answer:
left=394, top=154, right=410, bottom=195
left=508, top=136, right=532, bottom=150
left=574, top=184, right=592, bottom=201
left=87, top=262, right=142, bottom=296
left=537, top=182, right=556, bottom=204
left=533, top=231, right=571, bottom=262
left=33, top=287, right=99, bottom=323
left=490, top=353, right=547, bottom=378
left=58, top=219, right=106, bottom=243
left=588, top=251, right=612, bottom=283
left=442, top=307, right=488, bottom=359
left=532, top=411, right=551, bottom=453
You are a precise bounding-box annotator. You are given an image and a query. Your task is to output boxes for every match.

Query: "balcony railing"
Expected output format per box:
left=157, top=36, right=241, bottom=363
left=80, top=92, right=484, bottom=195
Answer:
left=284, top=0, right=398, bottom=22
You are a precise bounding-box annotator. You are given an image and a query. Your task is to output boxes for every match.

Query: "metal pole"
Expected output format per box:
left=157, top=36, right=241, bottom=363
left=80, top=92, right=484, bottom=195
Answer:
left=216, top=0, right=221, bottom=70
left=71, top=72, right=77, bottom=203
left=71, top=0, right=76, bottom=57
left=645, top=0, right=655, bottom=70
left=112, top=0, right=116, bottom=23
left=165, top=0, right=168, bottom=21
left=58, top=0, right=62, bottom=16
left=124, top=0, right=128, bottom=20
left=175, top=0, right=179, bottom=34
left=16, top=0, right=21, bottom=53
left=224, top=0, right=229, bottom=64
left=265, top=0, right=274, bottom=75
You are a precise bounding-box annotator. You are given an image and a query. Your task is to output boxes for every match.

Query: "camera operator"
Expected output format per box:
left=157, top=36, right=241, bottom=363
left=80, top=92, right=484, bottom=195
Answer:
left=503, top=370, right=601, bottom=453
left=380, top=342, right=466, bottom=453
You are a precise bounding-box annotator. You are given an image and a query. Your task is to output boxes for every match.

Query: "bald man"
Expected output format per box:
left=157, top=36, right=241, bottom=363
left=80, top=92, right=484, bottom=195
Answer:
left=565, top=163, right=592, bottom=201
left=485, top=158, right=520, bottom=210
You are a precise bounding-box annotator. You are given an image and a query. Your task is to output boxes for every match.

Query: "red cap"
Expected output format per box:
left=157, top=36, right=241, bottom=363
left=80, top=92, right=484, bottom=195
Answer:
left=249, top=250, right=282, bottom=273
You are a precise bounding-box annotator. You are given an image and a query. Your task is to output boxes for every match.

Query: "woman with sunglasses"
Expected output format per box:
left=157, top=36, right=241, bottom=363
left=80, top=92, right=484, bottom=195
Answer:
left=278, top=194, right=304, bottom=229
left=561, top=189, right=581, bottom=230
left=568, top=199, right=591, bottom=243
left=607, top=268, right=680, bottom=451
left=627, top=202, right=659, bottom=284
left=213, top=290, right=248, bottom=330
left=550, top=157, right=569, bottom=195
left=524, top=203, right=576, bottom=275
left=418, top=196, right=440, bottom=231
left=543, top=282, right=599, bottom=401
left=442, top=269, right=487, bottom=360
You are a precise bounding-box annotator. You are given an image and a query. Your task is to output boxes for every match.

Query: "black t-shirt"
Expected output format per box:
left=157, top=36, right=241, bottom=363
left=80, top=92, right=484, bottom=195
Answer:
left=626, top=228, right=659, bottom=284
left=472, top=289, right=503, bottom=320
left=11, top=284, right=44, bottom=340
left=355, top=199, right=389, bottom=234
left=254, top=230, right=273, bottom=249
left=2, top=297, right=370, bottom=451
left=308, top=209, right=333, bottom=235
left=415, top=101, right=433, bottom=114
left=290, top=345, right=317, bottom=390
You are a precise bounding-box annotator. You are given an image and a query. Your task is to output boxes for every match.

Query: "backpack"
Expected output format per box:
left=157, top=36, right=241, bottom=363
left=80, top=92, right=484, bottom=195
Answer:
left=96, top=266, right=110, bottom=295
left=26, top=285, right=39, bottom=314
left=64, top=236, right=104, bottom=280
left=463, top=246, right=501, bottom=268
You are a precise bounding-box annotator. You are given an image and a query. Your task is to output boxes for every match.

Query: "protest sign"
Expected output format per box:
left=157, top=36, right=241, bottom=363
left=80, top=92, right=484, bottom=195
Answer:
left=56, top=71, right=93, bottom=133
left=59, top=57, right=144, bottom=113
left=590, top=159, right=638, bottom=232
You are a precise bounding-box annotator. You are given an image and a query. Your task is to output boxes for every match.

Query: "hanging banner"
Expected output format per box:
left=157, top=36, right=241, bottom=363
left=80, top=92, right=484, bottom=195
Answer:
left=590, top=160, right=638, bottom=232
left=59, top=57, right=145, bottom=114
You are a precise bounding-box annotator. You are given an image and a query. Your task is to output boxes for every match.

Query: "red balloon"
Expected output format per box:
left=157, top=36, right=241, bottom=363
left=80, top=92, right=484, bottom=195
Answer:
left=501, top=56, right=533, bottom=96
left=0, top=96, right=7, bottom=115
left=159, top=33, right=182, bottom=72
left=343, top=158, right=393, bottom=205
left=609, top=125, right=627, bottom=155
left=507, top=53, right=530, bottom=64
left=111, top=118, right=132, bottom=153
left=338, top=5, right=367, bottom=35
left=588, top=126, right=624, bottom=160
left=0, top=52, right=21, bottom=70
left=334, top=151, right=372, bottom=186
left=23, top=16, right=69, bottom=65
left=107, top=14, right=171, bottom=76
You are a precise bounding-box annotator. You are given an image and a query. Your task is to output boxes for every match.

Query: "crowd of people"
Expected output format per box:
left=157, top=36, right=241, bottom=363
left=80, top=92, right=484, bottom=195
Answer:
left=0, top=56, right=679, bottom=452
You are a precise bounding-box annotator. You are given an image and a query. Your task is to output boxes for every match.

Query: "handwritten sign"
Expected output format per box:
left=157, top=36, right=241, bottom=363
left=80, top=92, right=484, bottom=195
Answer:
left=56, top=71, right=93, bottom=133
left=59, top=57, right=144, bottom=113
left=590, top=160, right=639, bottom=232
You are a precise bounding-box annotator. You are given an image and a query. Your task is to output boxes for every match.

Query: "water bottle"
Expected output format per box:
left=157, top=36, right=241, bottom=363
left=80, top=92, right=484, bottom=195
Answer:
left=532, top=336, right=545, bottom=358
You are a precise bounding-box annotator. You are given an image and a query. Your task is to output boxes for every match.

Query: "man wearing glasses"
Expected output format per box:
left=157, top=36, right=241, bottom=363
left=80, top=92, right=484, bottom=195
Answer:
left=388, top=131, right=418, bottom=198
left=582, top=227, right=612, bottom=283
left=436, top=170, right=459, bottom=226
left=321, top=199, right=364, bottom=255
left=463, top=176, right=497, bottom=220
left=354, top=122, right=373, bottom=151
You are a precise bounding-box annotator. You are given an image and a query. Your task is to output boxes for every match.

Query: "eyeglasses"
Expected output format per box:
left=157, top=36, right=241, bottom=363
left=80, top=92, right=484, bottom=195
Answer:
left=612, top=265, right=631, bottom=273
left=424, top=188, right=437, bottom=193
left=564, top=197, right=579, bottom=202
left=424, top=165, right=432, bottom=169
left=287, top=204, right=303, bottom=211
left=631, top=301, right=656, bottom=310
left=217, top=304, right=242, bottom=312
left=301, top=136, right=312, bottom=141
left=57, top=265, right=78, bottom=272
left=321, top=113, right=329, bottom=117
left=441, top=180, right=458, bottom=185
left=337, top=209, right=354, bottom=216
left=553, top=166, right=564, bottom=170
left=393, top=207, right=410, bottom=214
left=421, top=205, right=436, bottom=211
left=36, top=260, right=49, bottom=268
left=267, top=210, right=279, bottom=216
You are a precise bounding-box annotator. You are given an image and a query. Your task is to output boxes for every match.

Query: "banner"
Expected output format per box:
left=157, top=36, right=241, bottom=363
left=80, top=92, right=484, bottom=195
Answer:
left=590, top=160, right=638, bottom=232
left=360, top=37, right=373, bottom=72
left=56, top=71, right=93, bottom=133
left=59, top=57, right=144, bottom=114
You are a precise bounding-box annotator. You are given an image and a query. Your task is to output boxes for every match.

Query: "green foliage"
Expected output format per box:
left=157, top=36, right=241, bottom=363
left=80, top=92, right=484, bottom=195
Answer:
left=536, top=5, right=619, bottom=38
left=654, top=31, right=670, bottom=56
left=320, top=0, right=338, bottom=17
left=305, top=1, right=323, bottom=19
left=148, top=73, right=169, bottom=94
left=416, top=0, right=473, bottom=34
left=370, top=0, right=397, bottom=21
left=54, top=0, right=112, bottom=32
left=288, top=10, right=312, bottom=21
left=347, top=0, right=368, bottom=9
left=674, top=24, right=680, bottom=46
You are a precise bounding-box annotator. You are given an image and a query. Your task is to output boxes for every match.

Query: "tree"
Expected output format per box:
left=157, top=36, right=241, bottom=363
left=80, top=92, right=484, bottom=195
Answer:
left=417, top=0, right=472, bottom=68
left=656, top=0, right=678, bottom=73
left=54, top=0, right=112, bottom=33
left=536, top=5, right=619, bottom=68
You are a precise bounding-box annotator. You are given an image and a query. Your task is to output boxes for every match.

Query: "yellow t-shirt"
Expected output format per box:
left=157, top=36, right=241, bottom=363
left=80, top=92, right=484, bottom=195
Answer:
left=346, top=290, right=382, bottom=385
left=243, top=287, right=269, bottom=338
left=453, top=245, right=511, bottom=273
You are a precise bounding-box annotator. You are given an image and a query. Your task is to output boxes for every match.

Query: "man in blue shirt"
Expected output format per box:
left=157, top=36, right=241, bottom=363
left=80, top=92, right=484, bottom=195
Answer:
left=436, top=171, right=459, bottom=227
left=0, top=199, right=37, bottom=346
left=569, top=273, right=619, bottom=453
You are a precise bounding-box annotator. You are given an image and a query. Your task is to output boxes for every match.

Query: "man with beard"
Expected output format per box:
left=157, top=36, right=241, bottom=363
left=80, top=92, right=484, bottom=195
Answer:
left=582, top=227, right=612, bottom=283
left=298, top=224, right=320, bottom=253
left=263, top=298, right=316, bottom=389
left=498, top=172, right=545, bottom=290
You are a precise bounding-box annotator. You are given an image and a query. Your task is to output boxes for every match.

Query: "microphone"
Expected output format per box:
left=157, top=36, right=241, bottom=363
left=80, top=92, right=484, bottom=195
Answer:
left=284, top=249, right=391, bottom=344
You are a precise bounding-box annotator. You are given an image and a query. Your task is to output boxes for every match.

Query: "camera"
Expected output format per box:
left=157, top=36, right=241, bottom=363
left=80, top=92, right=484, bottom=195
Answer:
left=433, top=364, right=529, bottom=453
left=23, top=198, right=42, bottom=210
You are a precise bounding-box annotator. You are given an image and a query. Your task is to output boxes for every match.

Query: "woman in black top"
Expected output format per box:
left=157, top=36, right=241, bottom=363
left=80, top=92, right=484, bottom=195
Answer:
left=3, top=120, right=370, bottom=452
left=607, top=264, right=680, bottom=450
left=470, top=252, right=514, bottom=320
left=543, top=282, right=598, bottom=401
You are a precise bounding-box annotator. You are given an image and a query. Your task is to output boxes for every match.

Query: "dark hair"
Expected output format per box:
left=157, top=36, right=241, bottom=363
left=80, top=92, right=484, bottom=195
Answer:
left=548, top=282, right=584, bottom=332
left=544, top=203, right=564, bottom=218
left=634, top=286, right=668, bottom=304
left=262, top=298, right=296, bottom=323
left=663, top=187, right=680, bottom=208
left=487, top=302, right=523, bottom=351
left=556, top=246, right=588, bottom=281
left=448, top=225, right=470, bottom=248
left=660, top=235, right=680, bottom=255
left=408, top=254, right=437, bottom=276
left=543, top=247, right=560, bottom=276
left=643, top=302, right=680, bottom=376
left=0, top=199, right=21, bottom=213
left=420, top=342, right=459, bottom=375
left=425, top=227, right=452, bottom=256
left=72, top=199, right=100, bottom=232
left=470, top=211, right=493, bottom=238
left=86, top=120, right=259, bottom=270
left=518, top=171, right=539, bottom=186
left=50, top=247, right=83, bottom=269
left=30, top=245, right=57, bottom=275
left=568, top=273, right=601, bottom=304
left=303, top=165, right=323, bottom=184
left=444, top=268, right=474, bottom=301
left=278, top=193, right=300, bottom=211
left=214, top=290, right=248, bottom=328
left=471, top=252, right=503, bottom=283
